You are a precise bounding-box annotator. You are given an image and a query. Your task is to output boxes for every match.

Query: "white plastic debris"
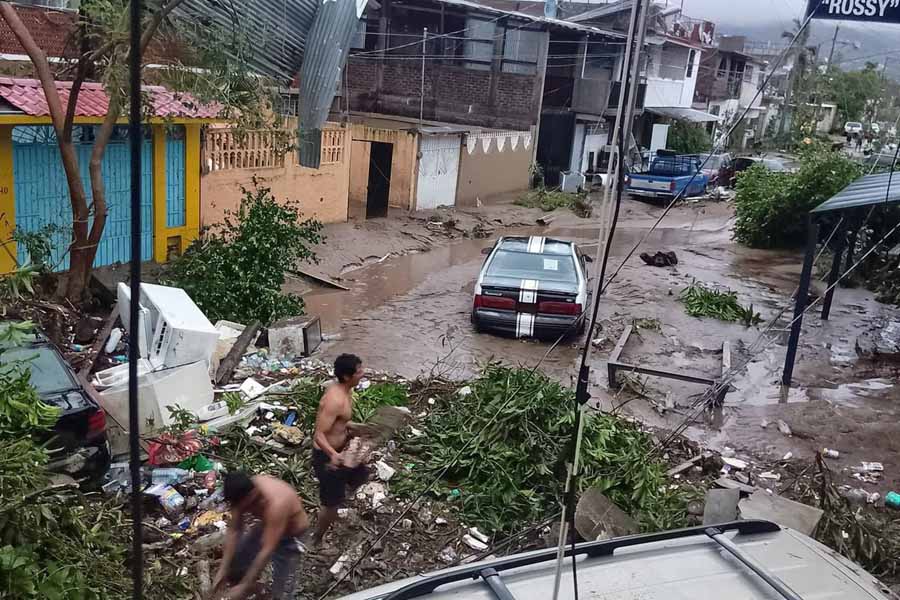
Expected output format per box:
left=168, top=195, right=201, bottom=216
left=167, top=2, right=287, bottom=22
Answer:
left=758, top=471, right=782, bottom=481
left=782, top=452, right=793, bottom=461
left=860, top=462, right=884, bottom=472
left=239, top=377, right=266, bottom=401
left=245, top=426, right=259, bottom=436
left=462, top=534, right=489, bottom=551
left=401, top=519, right=413, bottom=529
left=409, top=426, right=424, bottom=437
left=468, top=527, right=489, bottom=544
left=435, top=517, right=448, bottom=526
left=329, top=555, right=350, bottom=576
left=427, top=397, right=436, bottom=405
left=264, top=411, right=274, bottom=420
left=777, top=420, right=792, bottom=436
left=375, top=460, right=396, bottom=482
left=721, top=457, right=748, bottom=470
left=371, top=491, right=387, bottom=509
left=458, top=386, right=472, bottom=397
left=357, top=379, right=372, bottom=390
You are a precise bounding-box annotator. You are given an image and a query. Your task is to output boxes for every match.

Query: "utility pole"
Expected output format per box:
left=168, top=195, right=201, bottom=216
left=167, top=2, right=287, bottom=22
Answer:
left=827, top=24, right=839, bottom=68
left=419, top=27, right=427, bottom=124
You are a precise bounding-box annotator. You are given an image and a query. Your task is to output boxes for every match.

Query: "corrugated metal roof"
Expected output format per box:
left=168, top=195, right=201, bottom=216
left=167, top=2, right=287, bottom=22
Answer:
left=0, top=77, right=221, bottom=119
left=173, top=0, right=320, bottom=82
left=812, top=171, right=900, bottom=213
left=645, top=106, right=720, bottom=123
left=437, top=0, right=626, bottom=38
left=297, top=0, right=365, bottom=168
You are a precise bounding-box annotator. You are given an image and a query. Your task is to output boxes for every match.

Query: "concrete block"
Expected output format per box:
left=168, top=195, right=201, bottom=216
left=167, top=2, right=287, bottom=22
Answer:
left=739, top=491, right=824, bottom=536
left=703, top=488, right=741, bottom=525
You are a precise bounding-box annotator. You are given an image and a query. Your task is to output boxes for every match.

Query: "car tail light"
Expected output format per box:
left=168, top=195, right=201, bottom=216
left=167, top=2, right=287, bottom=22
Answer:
left=474, top=294, right=515, bottom=310
left=539, top=301, right=581, bottom=316
left=624, top=175, right=631, bottom=186
left=87, top=409, right=107, bottom=439
left=669, top=180, right=677, bottom=192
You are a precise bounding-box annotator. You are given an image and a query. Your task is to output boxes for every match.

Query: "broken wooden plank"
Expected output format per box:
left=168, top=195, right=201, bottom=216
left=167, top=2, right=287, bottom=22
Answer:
left=289, top=267, right=350, bottom=291
left=79, top=306, right=119, bottom=379
left=609, top=325, right=633, bottom=364
left=714, top=477, right=758, bottom=495
left=215, top=321, right=261, bottom=385
left=666, top=454, right=704, bottom=477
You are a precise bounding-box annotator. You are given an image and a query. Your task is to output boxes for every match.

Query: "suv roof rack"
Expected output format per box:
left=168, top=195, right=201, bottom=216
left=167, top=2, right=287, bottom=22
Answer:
left=383, top=520, right=786, bottom=600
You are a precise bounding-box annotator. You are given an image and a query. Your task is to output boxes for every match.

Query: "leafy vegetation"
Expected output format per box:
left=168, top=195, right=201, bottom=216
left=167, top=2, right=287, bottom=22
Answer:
left=393, top=365, right=690, bottom=533
left=667, top=121, right=711, bottom=155
left=679, top=281, right=761, bottom=325
left=516, top=188, right=591, bottom=217
left=164, top=183, right=323, bottom=325
left=733, top=144, right=863, bottom=248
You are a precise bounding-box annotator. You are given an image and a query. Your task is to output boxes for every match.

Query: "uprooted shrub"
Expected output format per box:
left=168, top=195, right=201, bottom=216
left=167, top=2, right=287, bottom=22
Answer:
left=733, top=144, right=862, bottom=248
left=164, top=182, right=323, bottom=325
left=393, top=364, right=690, bottom=533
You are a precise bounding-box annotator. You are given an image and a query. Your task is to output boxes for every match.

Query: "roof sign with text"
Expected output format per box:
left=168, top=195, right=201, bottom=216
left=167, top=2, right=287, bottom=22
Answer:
left=806, top=0, right=900, bottom=23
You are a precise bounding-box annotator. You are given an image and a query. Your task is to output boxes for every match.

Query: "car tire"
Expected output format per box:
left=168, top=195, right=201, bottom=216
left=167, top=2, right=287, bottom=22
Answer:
left=471, top=312, right=482, bottom=333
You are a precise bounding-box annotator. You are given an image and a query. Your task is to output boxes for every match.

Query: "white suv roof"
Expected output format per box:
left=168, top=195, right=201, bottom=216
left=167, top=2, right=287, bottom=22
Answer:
left=340, top=521, right=891, bottom=600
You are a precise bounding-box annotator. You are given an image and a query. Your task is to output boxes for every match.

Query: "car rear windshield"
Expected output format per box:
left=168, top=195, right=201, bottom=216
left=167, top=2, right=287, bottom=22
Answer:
left=698, top=154, right=724, bottom=169
left=487, top=250, right=578, bottom=283
left=650, top=156, right=697, bottom=176
left=0, top=346, right=75, bottom=395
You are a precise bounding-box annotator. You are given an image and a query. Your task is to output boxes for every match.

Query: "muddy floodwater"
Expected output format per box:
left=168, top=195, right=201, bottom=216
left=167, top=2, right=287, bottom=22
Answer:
left=305, top=200, right=900, bottom=493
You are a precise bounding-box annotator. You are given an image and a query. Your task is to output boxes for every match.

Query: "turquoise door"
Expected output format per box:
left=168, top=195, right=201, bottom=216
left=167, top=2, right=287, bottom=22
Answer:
left=165, top=127, right=186, bottom=228
left=12, top=125, right=154, bottom=270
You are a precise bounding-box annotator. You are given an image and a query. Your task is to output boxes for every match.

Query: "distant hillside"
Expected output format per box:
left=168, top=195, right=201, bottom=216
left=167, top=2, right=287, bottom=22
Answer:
left=716, top=19, right=900, bottom=79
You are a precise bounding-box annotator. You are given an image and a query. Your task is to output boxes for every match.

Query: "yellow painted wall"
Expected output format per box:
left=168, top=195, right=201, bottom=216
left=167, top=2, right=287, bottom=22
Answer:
left=348, top=122, right=418, bottom=214
left=152, top=124, right=202, bottom=262
left=0, top=126, right=14, bottom=273
left=200, top=129, right=352, bottom=227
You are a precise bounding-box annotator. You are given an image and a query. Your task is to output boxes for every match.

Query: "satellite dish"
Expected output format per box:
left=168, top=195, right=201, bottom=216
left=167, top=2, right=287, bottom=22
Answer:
left=574, top=488, right=640, bottom=542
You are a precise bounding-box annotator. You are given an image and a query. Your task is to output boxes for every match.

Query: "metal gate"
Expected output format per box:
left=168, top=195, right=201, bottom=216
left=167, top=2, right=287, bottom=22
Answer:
left=12, top=125, right=154, bottom=270
left=416, top=133, right=460, bottom=210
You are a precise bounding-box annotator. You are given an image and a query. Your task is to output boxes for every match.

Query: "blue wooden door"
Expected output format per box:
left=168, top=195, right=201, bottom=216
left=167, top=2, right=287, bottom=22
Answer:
left=165, top=127, right=186, bottom=228
left=12, top=125, right=153, bottom=270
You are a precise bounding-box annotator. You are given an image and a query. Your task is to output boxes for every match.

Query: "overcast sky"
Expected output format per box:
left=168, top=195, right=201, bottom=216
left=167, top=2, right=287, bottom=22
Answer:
left=678, top=0, right=806, bottom=25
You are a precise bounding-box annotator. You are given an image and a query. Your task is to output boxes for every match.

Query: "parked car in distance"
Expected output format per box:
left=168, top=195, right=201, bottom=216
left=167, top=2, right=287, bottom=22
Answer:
left=870, top=123, right=881, bottom=135
left=730, top=155, right=797, bottom=185
left=626, top=152, right=709, bottom=199
left=340, top=520, right=892, bottom=600
left=845, top=121, right=863, bottom=135
left=696, top=152, right=734, bottom=187
left=472, top=236, right=591, bottom=340
left=0, top=323, right=111, bottom=484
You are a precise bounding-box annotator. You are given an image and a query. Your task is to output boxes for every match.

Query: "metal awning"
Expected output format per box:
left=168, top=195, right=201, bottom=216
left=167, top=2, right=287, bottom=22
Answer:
left=646, top=106, right=721, bottom=123
left=811, top=171, right=900, bottom=213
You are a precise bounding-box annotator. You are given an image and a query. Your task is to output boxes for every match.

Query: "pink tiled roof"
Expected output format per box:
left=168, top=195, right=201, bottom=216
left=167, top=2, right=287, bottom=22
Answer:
left=0, top=78, right=222, bottom=119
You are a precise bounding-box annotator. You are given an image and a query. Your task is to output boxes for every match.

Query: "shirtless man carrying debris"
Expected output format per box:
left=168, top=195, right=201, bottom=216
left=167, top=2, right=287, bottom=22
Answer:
left=310, top=353, right=369, bottom=546
left=209, top=472, right=309, bottom=600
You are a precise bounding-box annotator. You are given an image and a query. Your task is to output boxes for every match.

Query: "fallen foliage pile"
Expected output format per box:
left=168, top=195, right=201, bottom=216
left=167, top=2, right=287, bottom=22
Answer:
left=516, top=188, right=592, bottom=217
left=392, top=364, right=692, bottom=533
left=679, top=280, right=761, bottom=325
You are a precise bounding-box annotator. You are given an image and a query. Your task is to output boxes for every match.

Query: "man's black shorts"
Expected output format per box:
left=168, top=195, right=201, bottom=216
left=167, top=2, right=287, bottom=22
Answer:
left=311, top=447, right=369, bottom=507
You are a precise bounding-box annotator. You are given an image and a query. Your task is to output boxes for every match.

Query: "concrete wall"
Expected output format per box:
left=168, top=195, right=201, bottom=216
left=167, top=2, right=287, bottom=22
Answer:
left=347, top=121, right=418, bottom=216
left=457, top=132, right=531, bottom=207
left=200, top=130, right=351, bottom=227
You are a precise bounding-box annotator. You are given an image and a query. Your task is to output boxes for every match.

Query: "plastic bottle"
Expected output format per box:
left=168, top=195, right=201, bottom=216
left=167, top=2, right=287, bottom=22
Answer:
left=823, top=448, right=840, bottom=459
left=151, top=468, right=192, bottom=486
left=200, top=489, right=225, bottom=510
left=886, top=491, right=900, bottom=510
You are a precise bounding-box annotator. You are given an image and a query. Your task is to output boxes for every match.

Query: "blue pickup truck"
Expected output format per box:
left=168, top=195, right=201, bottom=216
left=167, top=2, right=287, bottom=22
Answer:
left=626, top=153, right=709, bottom=199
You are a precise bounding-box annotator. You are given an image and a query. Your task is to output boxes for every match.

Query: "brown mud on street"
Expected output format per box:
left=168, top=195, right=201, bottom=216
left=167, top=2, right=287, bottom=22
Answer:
left=302, top=197, right=900, bottom=493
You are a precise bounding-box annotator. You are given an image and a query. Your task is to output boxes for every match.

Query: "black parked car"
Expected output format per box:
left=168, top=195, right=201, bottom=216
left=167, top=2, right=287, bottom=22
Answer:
left=0, top=323, right=111, bottom=484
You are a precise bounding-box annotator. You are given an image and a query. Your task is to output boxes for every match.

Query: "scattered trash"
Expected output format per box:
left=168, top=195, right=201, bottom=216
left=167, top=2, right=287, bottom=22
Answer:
left=841, top=487, right=879, bottom=507
left=639, top=250, right=678, bottom=267
left=462, top=534, right=489, bottom=551
left=721, top=457, right=748, bottom=470
left=776, top=420, right=792, bottom=436
left=458, top=386, right=472, bottom=397
left=702, top=488, right=740, bottom=525
left=329, top=554, right=351, bottom=576
left=782, top=452, right=793, bottom=461
left=885, top=491, right=900, bottom=510
left=151, top=468, right=192, bottom=486
left=859, top=462, right=884, bottom=472
left=760, top=419, right=769, bottom=429
left=375, top=460, right=396, bottom=482
left=400, top=518, right=413, bottom=529
left=272, top=423, right=304, bottom=446
left=758, top=471, right=782, bottom=481
left=823, top=448, right=840, bottom=459
left=468, top=527, right=489, bottom=544
left=147, top=483, right=186, bottom=515
left=435, top=517, right=448, bottom=526
left=438, top=546, right=458, bottom=563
